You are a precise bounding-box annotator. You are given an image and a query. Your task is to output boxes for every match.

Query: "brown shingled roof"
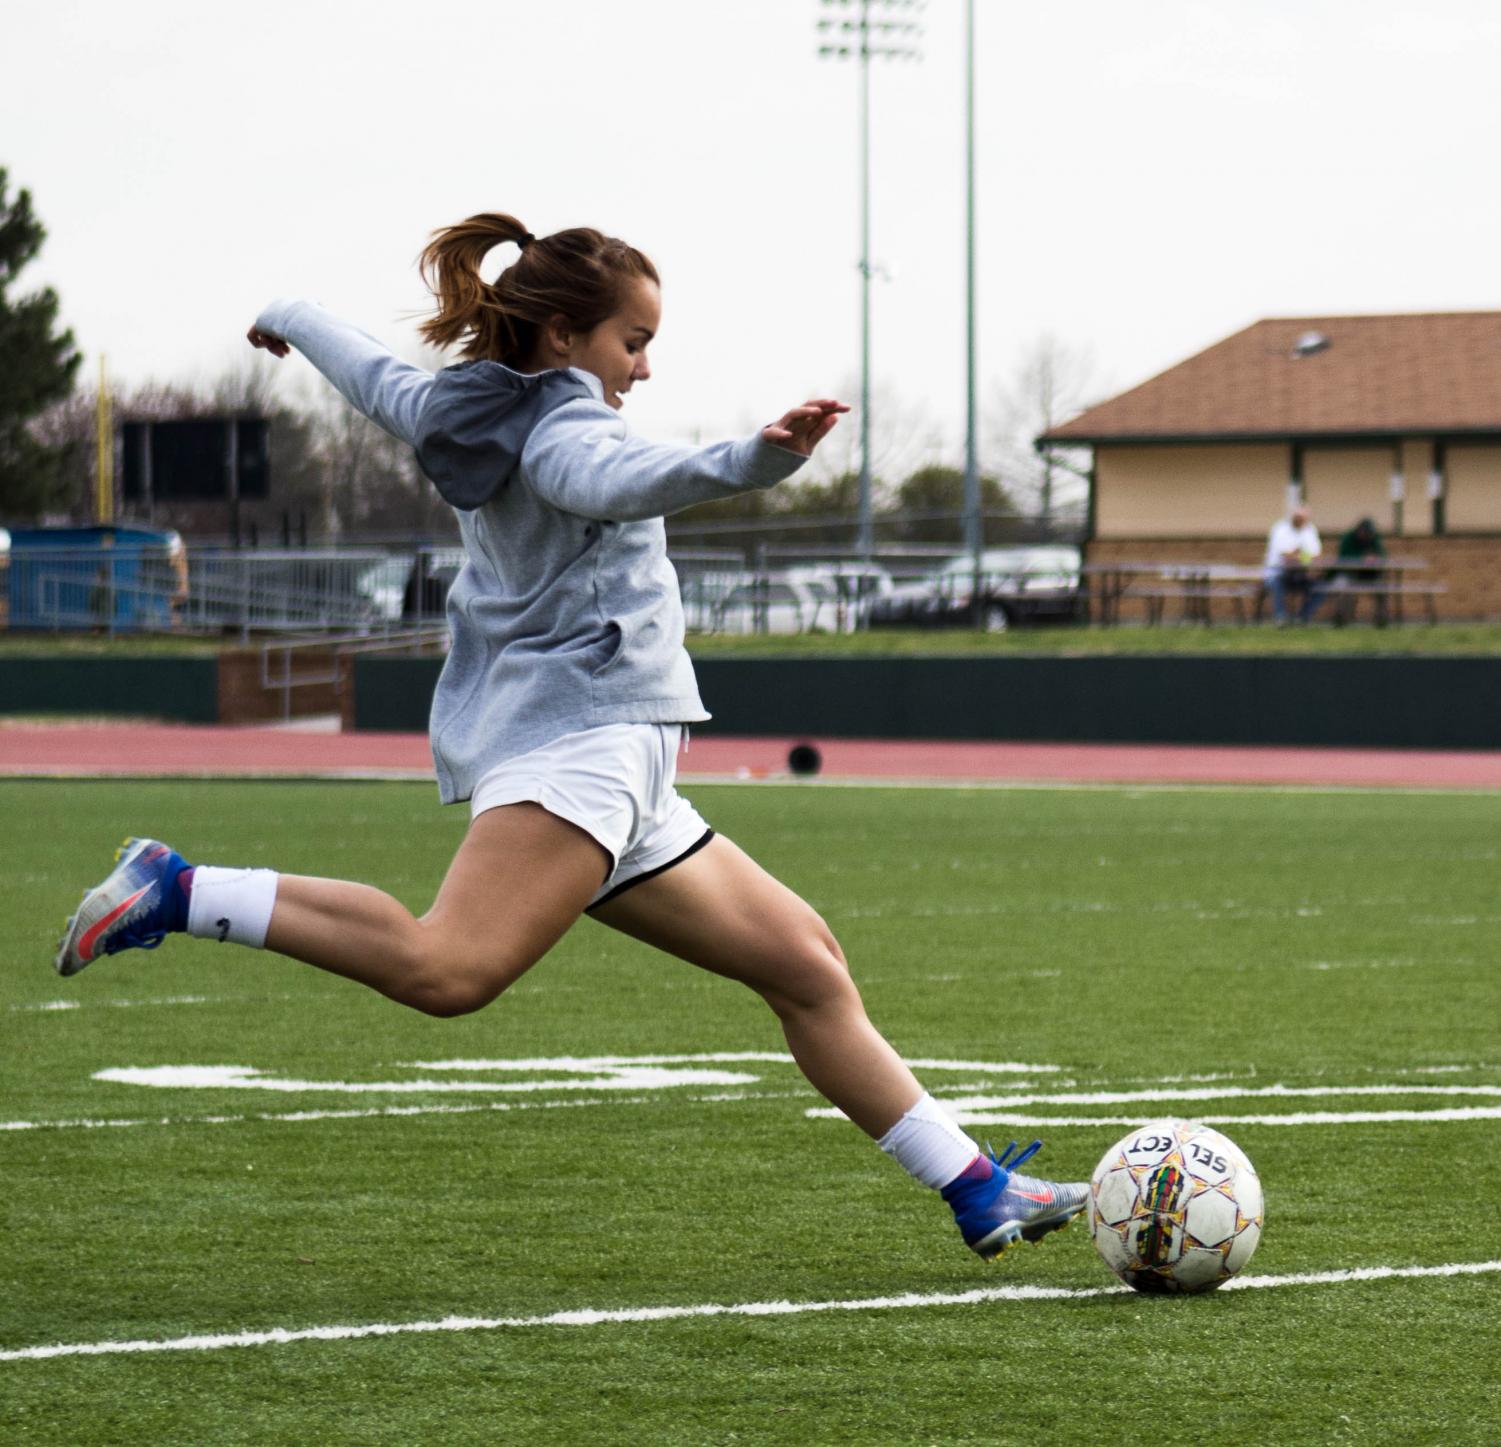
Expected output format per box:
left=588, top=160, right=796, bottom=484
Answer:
left=1040, top=312, right=1501, bottom=444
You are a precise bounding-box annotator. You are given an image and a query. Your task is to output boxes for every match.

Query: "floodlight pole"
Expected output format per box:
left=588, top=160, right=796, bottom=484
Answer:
left=818, top=0, right=922, bottom=561
left=858, top=36, right=873, bottom=559
left=962, top=0, right=980, bottom=573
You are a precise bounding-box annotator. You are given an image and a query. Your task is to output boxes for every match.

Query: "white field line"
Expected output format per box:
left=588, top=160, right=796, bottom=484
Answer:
left=9, top=995, right=212, bottom=1013
left=86, top=1054, right=1056, bottom=1098
left=806, top=1082, right=1501, bottom=1122
left=0, top=1095, right=651, bottom=1134
left=953, top=1083, right=1501, bottom=1105
left=4, top=1260, right=1496, bottom=1364
left=92, top=1065, right=762, bottom=1094
left=14, top=1095, right=1498, bottom=1138
left=399, top=1054, right=1056, bottom=1076
left=951, top=1108, right=1501, bottom=1127
left=0, top=1089, right=831, bottom=1136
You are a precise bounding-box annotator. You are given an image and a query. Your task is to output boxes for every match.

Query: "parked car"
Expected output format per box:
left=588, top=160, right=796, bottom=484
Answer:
left=714, top=575, right=829, bottom=635
left=866, top=546, right=1082, bottom=632
left=713, top=564, right=893, bottom=635
left=355, top=556, right=413, bottom=622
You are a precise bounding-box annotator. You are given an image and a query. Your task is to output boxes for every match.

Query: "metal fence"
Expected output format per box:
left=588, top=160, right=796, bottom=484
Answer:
left=2, top=545, right=185, bottom=635
left=1, top=537, right=1056, bottom=640
left=185, top=549, right=398, bottom=639
left=1, top=545, right=404, bottom=640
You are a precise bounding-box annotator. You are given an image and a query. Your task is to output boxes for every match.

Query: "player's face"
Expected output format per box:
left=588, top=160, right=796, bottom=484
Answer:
left=570, top=276, right=659, bottom=410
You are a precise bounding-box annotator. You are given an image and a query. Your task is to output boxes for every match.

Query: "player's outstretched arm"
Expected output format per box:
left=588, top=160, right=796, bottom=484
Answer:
left=524, top=397, right=849, bottom=523
left=246, top=300, right=434, bottom=447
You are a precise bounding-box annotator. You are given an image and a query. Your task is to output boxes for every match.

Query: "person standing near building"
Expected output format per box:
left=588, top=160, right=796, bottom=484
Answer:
left=1263, top=502, right=1324, bottom=623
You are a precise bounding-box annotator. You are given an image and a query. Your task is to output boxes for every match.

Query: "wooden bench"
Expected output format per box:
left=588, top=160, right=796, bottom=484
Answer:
left=1128, top=584, right=1261, bottom=626
left=1322, top=580, right=1448, bottom=625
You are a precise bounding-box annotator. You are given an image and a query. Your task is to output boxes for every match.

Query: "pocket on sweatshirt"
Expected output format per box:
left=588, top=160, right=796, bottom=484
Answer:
left=588, top=621, right=627, bottom=677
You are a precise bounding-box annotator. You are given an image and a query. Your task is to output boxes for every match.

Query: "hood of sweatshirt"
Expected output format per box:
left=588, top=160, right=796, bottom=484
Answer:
left=413, top=362, right=596, bottom=510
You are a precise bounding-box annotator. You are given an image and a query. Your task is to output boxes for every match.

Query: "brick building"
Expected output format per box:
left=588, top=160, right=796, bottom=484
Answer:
left=1040, top=312, right=1501, bottom=618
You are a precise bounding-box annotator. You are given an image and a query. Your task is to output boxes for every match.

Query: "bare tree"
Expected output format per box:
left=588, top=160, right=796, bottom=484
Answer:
left=801, top=373, right=947, bottom=500
left=987, top=334, right=1105, bottom=523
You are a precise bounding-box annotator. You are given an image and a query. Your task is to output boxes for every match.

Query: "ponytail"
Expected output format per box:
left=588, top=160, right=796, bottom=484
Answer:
left=418, top=211, right=658, bottom=368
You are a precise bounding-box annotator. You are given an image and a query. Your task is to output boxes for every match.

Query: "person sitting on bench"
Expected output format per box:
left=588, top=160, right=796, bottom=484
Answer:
left=1263, top=503, right=1324, bottom=623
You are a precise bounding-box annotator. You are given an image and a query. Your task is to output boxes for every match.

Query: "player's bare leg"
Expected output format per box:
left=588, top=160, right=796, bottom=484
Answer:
left=265, top=803, right=607, bottom=1015
left=57, top=805, right=608, bottom=1019
left=590, top=832, right=1088, bottom=1257
left=589, top=832, right=921, bottom=1136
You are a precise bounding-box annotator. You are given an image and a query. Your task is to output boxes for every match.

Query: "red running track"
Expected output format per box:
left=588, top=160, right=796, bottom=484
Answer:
left=2, top=721, right=1500, bottom=789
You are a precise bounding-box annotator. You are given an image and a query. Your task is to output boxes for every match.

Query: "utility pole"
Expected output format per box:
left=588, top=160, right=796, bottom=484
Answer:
left=817, top=0, right=923, bottom=558
left=95, top=355, right=114, bottom=525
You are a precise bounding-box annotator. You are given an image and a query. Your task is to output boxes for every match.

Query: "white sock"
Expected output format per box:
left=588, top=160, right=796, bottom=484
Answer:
left=185, top=866, right=279, bottom=949
left=878, top=1092, right=981, bottom=1190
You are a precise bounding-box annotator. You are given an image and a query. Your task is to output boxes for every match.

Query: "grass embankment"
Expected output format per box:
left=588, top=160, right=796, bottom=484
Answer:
left=686, top=623, right=1501, bottom=656
left=0, top=634, right=221, bottom=656
left=5, top=623, right=1501, bottom=658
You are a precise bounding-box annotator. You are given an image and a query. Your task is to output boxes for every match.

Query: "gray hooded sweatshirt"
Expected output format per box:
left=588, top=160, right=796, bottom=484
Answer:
left=254, top=300, right=807, bottom=803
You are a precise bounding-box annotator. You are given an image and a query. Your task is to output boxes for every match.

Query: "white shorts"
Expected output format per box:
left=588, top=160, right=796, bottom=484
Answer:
left=470, top=724, right=712, bottom=909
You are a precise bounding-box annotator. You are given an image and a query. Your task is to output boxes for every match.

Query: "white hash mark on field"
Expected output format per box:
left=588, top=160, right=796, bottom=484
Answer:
left=88, top=1054, right=1058, bottom=1098
left=0, top=1089, right=830, bottom=1135
left=9, top=995, right=213, bottom=1013
left=92, top=1064, right=763, bottom=1094
left=0, top=1096, right=651, bottom=1134
left=3, top=1261, right=1496, bottom=1363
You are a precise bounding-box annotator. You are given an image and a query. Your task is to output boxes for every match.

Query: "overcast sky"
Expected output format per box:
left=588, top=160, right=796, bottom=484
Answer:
left=8, top=0, right=1500, bottom=460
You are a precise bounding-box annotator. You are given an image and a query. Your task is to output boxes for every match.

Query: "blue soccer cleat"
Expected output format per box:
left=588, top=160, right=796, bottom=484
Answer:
left=54, top=837, right=190, bottom=977
left=942, top=1139, right=1090, bottom=1261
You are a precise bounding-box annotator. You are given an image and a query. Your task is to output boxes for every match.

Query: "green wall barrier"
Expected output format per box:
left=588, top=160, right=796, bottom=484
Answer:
left=353, top=654, right=1501, bottom=750
left=0, top=657, right=219, bottom=723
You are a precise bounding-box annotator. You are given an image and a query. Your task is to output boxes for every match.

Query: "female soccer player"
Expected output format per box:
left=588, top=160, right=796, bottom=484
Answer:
left=54, top=212, right=1085, bottom=1260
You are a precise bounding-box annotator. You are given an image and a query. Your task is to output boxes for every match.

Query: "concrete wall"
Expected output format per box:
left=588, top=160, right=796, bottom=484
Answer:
left=1095, top=445, right=1287, bottom=537
left=1400, top=438, right=1435, bottom=536
left=216, top=649, right=345, bottom=724
left=1446, top=445, right=1501, bottom=529
left=1094, top=437, right=1501, bottom=542
left=1302, top=447, right=1394, bottom=531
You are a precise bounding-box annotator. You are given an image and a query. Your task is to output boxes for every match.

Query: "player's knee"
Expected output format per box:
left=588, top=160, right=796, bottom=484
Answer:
left=401, top=941, right=530, bottom=1018
left=768, top=922, right=858, bottom=1017
left=405, top=975, right=494, bottom=1018
left=821, top=921, right=849, bottom=970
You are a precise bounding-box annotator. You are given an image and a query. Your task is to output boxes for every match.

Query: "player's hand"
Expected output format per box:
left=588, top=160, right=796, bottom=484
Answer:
left=246, top=325, right=290, bottom=359
left=762, top=399, right=850, bottom=457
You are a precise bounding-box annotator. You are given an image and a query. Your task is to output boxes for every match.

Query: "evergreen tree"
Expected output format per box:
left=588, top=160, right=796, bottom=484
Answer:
left=893, top=464, right=1016, bottom=544
left=0, top=168, right=80, bottom=519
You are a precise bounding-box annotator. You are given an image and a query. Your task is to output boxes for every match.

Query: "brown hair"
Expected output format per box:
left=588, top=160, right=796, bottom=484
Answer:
left=417, top=212, right=658, bottom=367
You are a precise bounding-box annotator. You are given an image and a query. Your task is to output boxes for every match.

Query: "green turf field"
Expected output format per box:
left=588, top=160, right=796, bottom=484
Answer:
left=4, top=779, right=1499, bottom=1444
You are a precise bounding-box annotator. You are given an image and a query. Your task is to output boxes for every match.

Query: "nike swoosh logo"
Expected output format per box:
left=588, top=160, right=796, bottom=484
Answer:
left=78, top=884, right=153, bottom=962
left=1012, top=1188, right=1056, bottom=1203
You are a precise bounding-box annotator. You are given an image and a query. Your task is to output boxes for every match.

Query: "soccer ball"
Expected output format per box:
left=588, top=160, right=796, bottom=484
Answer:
left=1089, top=1119, right=1263, bottom=1293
